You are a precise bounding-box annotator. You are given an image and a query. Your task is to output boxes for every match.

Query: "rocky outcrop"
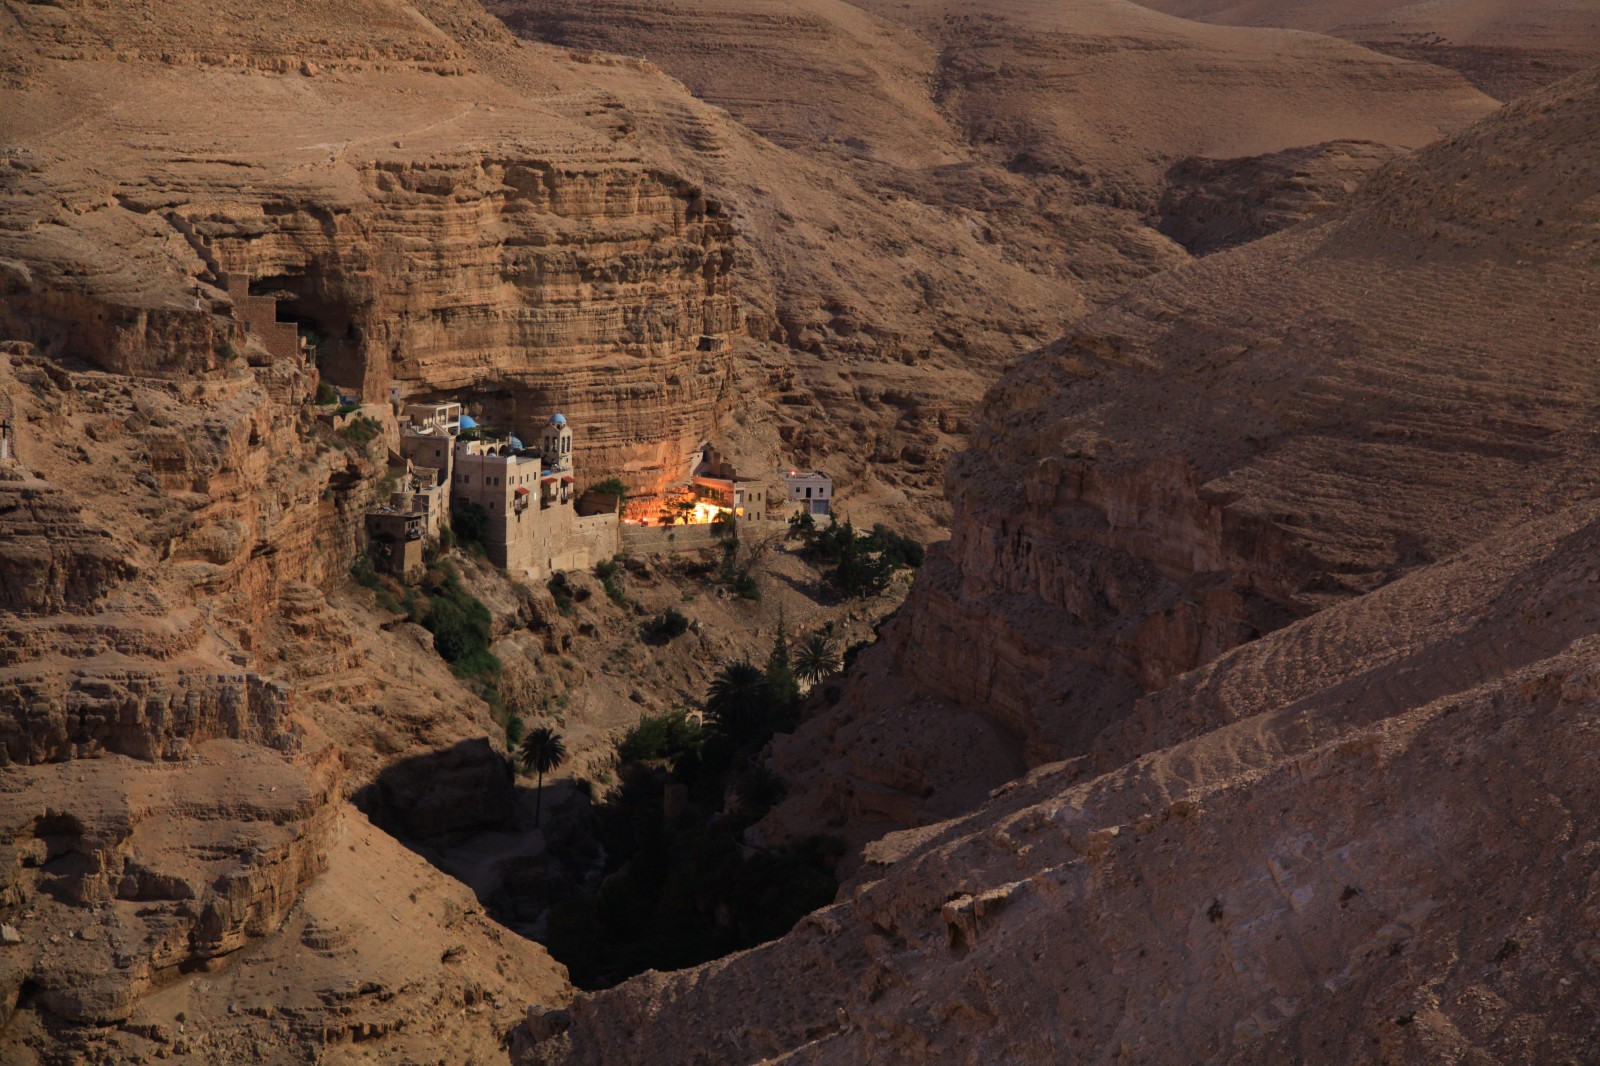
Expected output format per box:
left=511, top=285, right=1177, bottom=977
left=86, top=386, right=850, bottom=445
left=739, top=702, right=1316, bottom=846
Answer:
left=0, top=740, right=340, bottom=1030
left=354, top=738, right=517, bottom=841
left=522, top=583, right=1600, bottom=1062
left=0, top=467, right=134, bottom=615
left=0, top=661, right=297, bottom=766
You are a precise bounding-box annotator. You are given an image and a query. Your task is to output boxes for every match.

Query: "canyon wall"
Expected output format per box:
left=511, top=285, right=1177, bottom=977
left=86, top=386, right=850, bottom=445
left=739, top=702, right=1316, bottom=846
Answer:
left=522, top=67, right=1600, bottom=1066
left=489, top=0, right=1498, bottom=531
left=0, top=0, right=767, bottom=1056
left=761, top=66, right=1600, bottom=842
left=198, top=161, right=741, bottom=493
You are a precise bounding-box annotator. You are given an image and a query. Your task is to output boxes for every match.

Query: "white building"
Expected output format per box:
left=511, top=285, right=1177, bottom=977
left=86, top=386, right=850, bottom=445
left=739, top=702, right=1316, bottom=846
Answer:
left=783, top=470, right=832, bottom=515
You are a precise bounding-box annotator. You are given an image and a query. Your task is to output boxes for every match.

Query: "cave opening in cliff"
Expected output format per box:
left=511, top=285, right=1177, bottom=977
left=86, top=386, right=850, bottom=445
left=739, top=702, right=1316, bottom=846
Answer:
left=247, top=272, right=365, bottom=389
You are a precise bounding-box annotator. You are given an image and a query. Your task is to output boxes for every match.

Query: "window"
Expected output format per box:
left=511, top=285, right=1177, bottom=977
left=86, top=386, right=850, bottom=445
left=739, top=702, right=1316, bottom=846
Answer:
left=805, top=487, right=812, bottom=498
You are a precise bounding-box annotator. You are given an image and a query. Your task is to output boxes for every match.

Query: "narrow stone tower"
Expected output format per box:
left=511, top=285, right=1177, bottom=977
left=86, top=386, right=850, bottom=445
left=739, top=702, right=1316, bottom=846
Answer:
left=540, top=412, right=573, bottom=473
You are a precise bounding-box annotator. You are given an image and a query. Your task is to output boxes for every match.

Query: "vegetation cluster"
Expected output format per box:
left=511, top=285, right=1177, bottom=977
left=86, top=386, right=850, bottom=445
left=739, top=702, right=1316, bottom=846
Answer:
left=790, top=514, right=924, bottom=598
left=540, top=626, right=846, bottom=988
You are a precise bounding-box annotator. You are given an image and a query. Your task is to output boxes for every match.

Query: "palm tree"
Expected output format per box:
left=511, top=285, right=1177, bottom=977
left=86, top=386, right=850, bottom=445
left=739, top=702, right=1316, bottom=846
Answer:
left=518, top=725, right=568, bottom=828
left=705, top=660, right=772, bottom=742
left=794, top=632, right=841, bottom=686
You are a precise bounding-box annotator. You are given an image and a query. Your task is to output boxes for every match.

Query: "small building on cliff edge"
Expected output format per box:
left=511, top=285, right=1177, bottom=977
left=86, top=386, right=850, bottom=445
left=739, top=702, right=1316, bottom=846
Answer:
left=691, top=444, right=770, bottom=520
left=782, top=469, right=832, bottom=515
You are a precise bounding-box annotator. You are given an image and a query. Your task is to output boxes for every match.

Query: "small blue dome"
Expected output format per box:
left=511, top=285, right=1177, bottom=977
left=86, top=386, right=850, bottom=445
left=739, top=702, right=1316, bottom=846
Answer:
left=551, top=412, right=567, bottom=425
left=509, top=436, right=524, bottom=451
left=458, top=414, right=479, bottom=429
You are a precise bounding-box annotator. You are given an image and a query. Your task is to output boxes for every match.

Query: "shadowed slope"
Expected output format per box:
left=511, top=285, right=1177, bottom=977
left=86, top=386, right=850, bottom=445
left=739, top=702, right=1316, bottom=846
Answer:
left=764, top=62, right=1600, bottom=868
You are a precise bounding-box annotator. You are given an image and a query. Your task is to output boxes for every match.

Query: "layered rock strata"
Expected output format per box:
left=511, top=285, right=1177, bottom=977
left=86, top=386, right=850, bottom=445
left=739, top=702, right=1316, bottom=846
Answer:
left=0, top=0, right=746, bottom=496
left=489, top=0, right=1497, bottom=527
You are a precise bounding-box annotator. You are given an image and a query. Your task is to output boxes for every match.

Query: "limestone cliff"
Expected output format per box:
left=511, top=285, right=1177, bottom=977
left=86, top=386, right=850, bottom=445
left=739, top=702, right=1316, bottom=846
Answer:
left=489, top=0, right=1498, bottom=529
left=0, top=0, right=744, bottom=496
left=0, top=0, right=768, bottom=1055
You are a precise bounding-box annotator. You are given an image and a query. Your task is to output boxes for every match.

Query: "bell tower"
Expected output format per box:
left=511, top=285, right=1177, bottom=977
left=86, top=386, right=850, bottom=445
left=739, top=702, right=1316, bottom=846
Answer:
left=541, top=412, right=573, bottom=473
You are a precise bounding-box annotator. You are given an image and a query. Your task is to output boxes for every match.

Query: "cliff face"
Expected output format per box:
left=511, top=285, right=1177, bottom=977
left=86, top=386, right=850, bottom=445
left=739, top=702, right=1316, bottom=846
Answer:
left=0, top=0, right=745, bottom=496
left=521, top=68, right=1600, bottom=1065
left=197, top=161, right=740, bottom=492
left=488, top=0, right=1497, bottom=530
left=0, top=330, right=569, bottom=1060
left=0, top=0, right=773, bottom=1055
left=762, top=66, right=1600, bottom=842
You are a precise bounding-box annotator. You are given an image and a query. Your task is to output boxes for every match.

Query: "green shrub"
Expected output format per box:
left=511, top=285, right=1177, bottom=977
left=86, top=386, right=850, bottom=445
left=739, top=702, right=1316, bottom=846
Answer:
left=548, top=575, right=575, bottom=616
left=350, top=551, right=380, bottom=590
left=595, top=558, right=626, bottom=605
left=337, top=414, right=382, bottom=445
left=418, top=565, right=500, bottom=681
left=618, top=707, right=705, bottom=764
left=592, top=476, right=628, bottom=499
left=732, top=569, right=761, bottom=600
left=315, top=380, right=339, bottom=405
left=642, top=607, right=690, bottom=643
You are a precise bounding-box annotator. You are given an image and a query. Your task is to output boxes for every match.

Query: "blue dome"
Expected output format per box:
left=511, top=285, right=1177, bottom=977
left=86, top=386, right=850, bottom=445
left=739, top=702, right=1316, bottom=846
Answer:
left=458, top=414, right=479, bottom=429
left=551, top=412, right=567, bottom=425
left=509, top=436, right=524, bottom=451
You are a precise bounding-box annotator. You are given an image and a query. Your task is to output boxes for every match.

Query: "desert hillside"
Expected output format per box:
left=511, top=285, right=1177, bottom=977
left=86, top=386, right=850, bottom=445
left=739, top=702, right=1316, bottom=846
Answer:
left=519, top=65, right=1600, bottom=1065
left=1130, top=0, right=1600, bottom=101
left=759, top=60, right=1600, bottom=847
left=0, top=0, right=752, bottom=1058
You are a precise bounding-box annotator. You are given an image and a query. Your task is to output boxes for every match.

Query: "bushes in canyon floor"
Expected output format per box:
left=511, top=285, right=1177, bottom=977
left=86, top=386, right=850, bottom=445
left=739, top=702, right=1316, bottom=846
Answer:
left=537, top=642, right=834, bottom=988
left=617, top=707, right=704, bottom=764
